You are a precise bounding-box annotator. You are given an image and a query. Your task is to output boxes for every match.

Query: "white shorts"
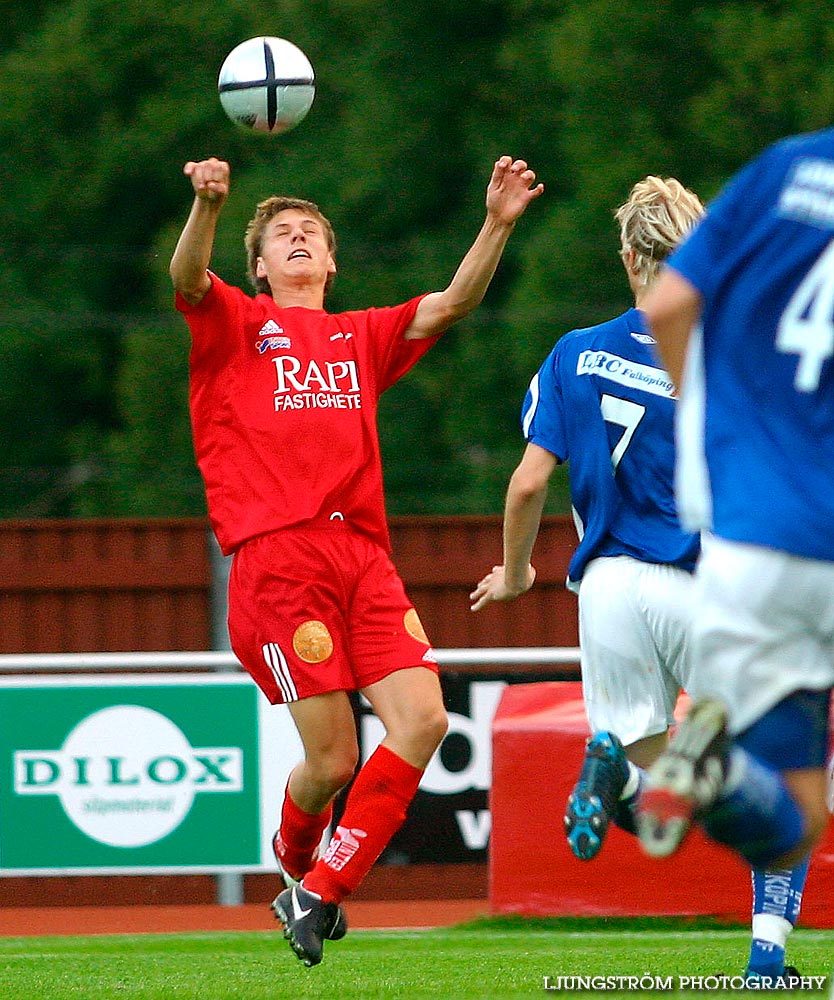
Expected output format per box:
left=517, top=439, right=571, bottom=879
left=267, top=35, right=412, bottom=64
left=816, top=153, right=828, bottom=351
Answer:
left=691, top=535, right=834, bottom=735
left=578, top=555, right=694, bottom=747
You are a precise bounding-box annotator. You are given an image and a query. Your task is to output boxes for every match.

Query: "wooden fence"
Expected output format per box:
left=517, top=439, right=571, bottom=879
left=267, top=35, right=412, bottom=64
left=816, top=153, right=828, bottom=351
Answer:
left=0, top=516, right=579, bottom=656
left=0, top=519, right=212, bottom=653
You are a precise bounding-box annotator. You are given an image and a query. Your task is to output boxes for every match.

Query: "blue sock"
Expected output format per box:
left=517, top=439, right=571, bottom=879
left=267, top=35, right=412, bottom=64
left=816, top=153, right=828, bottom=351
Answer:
left=746, top=937, right=785, bottom=981
left=745, top=860, right=810, bottom=981
left=700, top=748, right=806, bottom=867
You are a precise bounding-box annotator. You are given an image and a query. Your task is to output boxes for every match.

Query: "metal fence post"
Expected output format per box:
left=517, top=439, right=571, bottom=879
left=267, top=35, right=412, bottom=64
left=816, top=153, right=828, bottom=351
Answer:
left=209, top=531, right=244, bottom=907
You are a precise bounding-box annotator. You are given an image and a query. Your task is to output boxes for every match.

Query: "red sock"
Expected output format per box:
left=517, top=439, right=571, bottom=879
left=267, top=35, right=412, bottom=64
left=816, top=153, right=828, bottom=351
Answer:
left=274, top=785, right=332, bottom=882
left=302, top=745, right=423, bottom=903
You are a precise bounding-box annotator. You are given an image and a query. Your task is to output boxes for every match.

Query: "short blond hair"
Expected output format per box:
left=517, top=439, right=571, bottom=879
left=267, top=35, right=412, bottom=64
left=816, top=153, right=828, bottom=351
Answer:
left=615, top=176, right=704, bottom=288
left=244, top=196, right=337, bottom=296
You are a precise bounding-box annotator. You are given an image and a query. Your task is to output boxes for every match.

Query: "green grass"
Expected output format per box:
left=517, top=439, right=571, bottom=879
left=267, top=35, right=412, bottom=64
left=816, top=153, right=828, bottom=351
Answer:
left=0, top=918, right=830, bottom=1000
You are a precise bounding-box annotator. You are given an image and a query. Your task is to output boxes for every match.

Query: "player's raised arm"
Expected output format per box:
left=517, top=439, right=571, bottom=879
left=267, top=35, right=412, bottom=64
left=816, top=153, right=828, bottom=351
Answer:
left=170, top=158, right=231, bottom=305
left=405, top=156, right=544, bottom=340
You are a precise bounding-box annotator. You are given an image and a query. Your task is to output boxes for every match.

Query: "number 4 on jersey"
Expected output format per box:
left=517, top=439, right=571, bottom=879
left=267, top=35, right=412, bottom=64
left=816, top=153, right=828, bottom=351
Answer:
left=776, top=237, right=834, bottom=392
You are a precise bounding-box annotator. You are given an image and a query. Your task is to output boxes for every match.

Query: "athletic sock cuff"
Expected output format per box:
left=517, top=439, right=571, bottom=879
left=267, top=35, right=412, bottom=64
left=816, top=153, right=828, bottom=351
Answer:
left=363, top=744, right=424, bottom=803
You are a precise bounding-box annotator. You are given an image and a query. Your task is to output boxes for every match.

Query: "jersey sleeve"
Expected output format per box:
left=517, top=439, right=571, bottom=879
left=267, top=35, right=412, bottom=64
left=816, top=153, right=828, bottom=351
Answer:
left=175, top=273, right=246, bottom=366
left=521, top=344, right=568, bottom=462
left=367, top=295, right=441, bottom=392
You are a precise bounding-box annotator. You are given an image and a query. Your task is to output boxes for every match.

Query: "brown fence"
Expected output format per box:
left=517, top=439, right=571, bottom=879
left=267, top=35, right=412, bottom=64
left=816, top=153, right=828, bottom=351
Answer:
left=0, top=515, right=578, bottom=655
left=0, top=519, right=213, bottom=653
left=390, top=515, right=578, bottom=652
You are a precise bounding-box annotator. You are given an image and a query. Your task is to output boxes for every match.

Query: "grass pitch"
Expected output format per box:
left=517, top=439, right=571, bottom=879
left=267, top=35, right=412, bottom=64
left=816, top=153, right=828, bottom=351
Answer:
left=0, top=918, right=830, bottom=1000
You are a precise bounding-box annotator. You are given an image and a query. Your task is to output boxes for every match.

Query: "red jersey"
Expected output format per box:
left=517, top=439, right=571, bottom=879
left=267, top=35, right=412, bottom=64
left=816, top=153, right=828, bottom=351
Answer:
left=177, top=275, right=438, bottom=554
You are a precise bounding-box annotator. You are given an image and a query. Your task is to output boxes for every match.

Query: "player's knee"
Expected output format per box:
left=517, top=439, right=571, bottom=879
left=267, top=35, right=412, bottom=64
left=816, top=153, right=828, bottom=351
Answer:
left=308, top=746, right=360, bottom=795
left=762, top=770, right=831, bottom=867
left=770, top=818, right=826, bottom=869
left=387, top=702, right=447, bottom=756
left=801, top=796, right=830, bottom=849
left=410, top=703, right=448, bottom=754
left=330, top=748, right=361, bottom=791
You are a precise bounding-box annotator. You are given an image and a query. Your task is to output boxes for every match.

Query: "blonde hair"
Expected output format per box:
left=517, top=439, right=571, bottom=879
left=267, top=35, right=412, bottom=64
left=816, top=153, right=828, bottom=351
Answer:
left=615, top=176, right=704, bottom=288
left=244, top=196, right=337, bottom=296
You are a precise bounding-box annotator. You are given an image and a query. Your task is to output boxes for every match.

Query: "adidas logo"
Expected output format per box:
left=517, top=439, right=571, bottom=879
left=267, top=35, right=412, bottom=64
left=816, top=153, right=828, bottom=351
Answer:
left=259, top=319, right=284, bottom=337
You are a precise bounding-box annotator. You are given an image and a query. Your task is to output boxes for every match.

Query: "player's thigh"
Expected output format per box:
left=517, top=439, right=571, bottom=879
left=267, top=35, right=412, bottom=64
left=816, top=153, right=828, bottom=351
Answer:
left=578, top=556, right=681, bottom=746
left=828, top=750, right=834, bottom=815
left=784, top=767, right=831, bottom=846
left=692, top=536, right=834, bottom=733
left=637, top=561, right=694, bottom=694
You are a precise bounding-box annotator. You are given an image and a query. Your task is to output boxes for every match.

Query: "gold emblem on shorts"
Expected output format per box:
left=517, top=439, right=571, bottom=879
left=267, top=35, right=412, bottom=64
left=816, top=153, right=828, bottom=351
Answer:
left=403, top=608, right=429, bottom=644
left=293, top=620, right=334, bottom=663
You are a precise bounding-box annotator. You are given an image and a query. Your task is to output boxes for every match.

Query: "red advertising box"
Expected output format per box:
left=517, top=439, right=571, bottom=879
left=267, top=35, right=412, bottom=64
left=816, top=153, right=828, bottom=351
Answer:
left=490, top=682, right=834, bottom=926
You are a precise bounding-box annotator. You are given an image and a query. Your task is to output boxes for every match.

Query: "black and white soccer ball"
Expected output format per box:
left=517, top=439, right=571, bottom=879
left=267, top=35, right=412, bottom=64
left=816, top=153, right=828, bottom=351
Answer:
left=218, top=37, right=315, bottom=135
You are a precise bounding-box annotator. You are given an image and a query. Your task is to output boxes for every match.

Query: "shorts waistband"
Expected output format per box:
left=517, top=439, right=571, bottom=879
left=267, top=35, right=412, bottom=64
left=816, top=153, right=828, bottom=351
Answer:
left=291, top=511, right=350, bottom=529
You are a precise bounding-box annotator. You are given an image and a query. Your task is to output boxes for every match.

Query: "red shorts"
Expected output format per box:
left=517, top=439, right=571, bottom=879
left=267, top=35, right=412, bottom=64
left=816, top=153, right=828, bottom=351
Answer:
left=227, top=521, right=437, bottom=704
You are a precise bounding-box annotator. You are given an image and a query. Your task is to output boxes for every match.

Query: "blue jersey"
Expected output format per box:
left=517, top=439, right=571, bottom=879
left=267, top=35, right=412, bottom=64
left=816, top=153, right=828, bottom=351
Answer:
left=522, top=307, right=699, bottom=588
left=669, top=127, right=834, bottom=560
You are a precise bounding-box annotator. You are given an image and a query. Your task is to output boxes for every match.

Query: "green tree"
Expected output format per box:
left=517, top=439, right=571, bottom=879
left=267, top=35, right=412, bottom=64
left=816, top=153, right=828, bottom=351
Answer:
left=3, top=0, right=834, bottom=519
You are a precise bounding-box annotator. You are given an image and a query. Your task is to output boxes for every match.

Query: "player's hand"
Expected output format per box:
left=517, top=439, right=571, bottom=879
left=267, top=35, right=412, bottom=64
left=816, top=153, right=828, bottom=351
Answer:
left=470, top=563, right=536, bottom=612
left=184, top=158, right=230, bottom=205
left=485, top=157, right=544, bottom=225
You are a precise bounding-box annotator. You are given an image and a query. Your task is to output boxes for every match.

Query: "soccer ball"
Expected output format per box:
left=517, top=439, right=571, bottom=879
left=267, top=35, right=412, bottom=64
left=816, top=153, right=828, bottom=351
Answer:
left=218, top=37, right=315, bottom=135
